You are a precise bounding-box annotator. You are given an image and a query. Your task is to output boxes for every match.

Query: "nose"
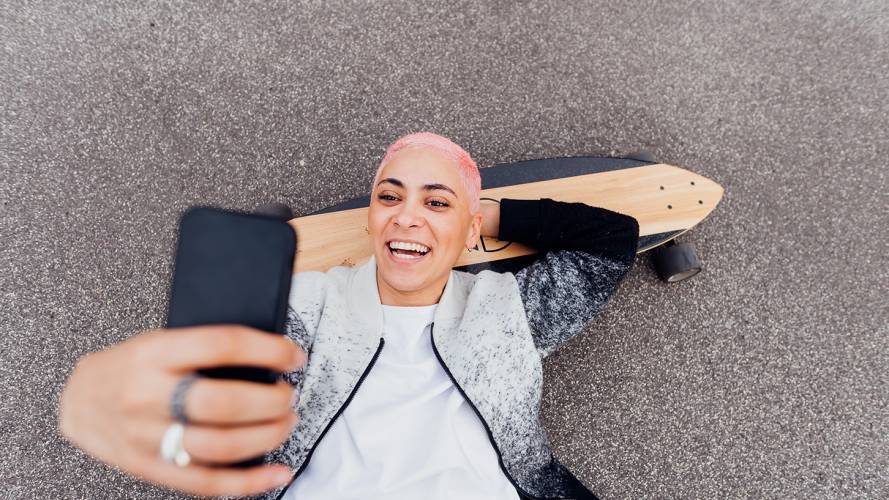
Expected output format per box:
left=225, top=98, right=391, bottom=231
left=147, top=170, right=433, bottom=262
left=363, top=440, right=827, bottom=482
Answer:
left=393, top=199, right=424, bottom=228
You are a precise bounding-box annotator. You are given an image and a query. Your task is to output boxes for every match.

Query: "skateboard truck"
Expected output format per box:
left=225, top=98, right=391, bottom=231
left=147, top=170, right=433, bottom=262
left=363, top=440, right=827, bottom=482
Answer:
left=622, top=151, right=705, bottom=283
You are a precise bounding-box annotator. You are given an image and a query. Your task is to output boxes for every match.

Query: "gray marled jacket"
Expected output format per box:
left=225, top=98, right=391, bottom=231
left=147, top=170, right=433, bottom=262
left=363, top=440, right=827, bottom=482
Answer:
left=257, top=198, right=639, bottom=500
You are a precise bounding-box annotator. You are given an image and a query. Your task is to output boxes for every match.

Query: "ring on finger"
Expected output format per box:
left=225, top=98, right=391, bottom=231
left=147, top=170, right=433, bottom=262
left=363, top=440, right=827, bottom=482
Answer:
left=160, top=421, right=191, bottom=467
left=170, top=372, right=201, bottom=424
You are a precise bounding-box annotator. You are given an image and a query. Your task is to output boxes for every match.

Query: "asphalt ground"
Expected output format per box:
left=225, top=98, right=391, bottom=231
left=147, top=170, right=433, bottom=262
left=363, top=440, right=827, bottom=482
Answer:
left=1, top=1, right=887, bottom=498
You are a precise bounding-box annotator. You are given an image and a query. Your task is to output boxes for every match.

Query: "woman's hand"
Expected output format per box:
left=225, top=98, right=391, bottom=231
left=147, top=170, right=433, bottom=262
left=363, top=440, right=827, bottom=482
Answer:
left=58, top=324, right=308, bottom=498
left=479, top=198, right=501, bottom=238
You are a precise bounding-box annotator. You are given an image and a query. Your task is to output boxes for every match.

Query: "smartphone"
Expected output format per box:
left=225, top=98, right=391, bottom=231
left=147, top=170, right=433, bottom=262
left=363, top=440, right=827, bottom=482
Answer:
left=166, top=205, right=297, bottom=467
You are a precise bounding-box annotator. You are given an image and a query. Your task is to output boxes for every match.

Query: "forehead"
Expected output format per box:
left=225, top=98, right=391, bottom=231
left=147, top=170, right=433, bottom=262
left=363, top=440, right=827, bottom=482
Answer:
left=379, top=146, right=462, bottom=188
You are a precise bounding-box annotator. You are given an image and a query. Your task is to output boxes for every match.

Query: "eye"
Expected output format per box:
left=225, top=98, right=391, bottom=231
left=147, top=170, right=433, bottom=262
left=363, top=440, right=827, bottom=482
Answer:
left=377, top=194, right=449, bottom=208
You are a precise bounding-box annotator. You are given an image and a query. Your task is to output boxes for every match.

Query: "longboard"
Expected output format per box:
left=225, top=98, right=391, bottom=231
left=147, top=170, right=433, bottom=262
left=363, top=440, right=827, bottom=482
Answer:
left=288, top=155, right=723, bottom=277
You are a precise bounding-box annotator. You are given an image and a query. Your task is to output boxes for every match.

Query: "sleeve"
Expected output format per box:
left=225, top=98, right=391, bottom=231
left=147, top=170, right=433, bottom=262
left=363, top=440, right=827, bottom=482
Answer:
left=278, top=271, right=326, bottom=401
left=257, top=272, right=326, bottom=481
left=279, top=306, right=313, bottom=396
left=498, top=197, right=640, bottom=359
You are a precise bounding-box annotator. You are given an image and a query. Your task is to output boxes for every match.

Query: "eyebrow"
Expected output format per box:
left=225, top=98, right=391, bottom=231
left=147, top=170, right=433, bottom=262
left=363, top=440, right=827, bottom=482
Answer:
left=375, top=178, right=458, bottom=198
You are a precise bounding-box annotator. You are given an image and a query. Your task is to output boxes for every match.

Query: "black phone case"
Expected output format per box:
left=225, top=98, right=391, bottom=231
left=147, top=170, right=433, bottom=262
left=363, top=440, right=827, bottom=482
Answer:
left=166, top=206, right=297, bottom=468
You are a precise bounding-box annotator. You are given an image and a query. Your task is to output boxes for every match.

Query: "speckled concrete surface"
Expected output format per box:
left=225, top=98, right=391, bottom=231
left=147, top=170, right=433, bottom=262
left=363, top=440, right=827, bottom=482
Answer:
left=1, top=1, right=887, bottom=498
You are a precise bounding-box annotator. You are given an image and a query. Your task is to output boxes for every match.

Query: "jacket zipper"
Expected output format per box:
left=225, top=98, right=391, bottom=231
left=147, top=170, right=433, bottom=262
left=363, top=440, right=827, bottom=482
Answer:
left=273, top=337, right=386, bottom=500
left=274, top=326, right=573, bottom=500
left=429, top=322, right=570, bottom=500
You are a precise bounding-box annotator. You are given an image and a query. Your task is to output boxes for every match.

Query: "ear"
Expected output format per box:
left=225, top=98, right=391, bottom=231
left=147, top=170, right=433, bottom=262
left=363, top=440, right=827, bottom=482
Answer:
left=465, top=211, right=483, bottom=250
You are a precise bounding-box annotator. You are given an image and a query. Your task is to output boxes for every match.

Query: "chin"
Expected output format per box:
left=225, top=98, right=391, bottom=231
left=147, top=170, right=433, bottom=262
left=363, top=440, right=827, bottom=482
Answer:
left=375, top=248, right=441, bottom=291
left=378, top=261, right=424, bottom=289
left=383, top=274, right=426, bottom=293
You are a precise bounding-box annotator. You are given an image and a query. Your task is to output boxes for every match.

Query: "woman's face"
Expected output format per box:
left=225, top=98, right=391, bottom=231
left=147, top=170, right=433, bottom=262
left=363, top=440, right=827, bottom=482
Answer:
left=368, top=146, right=482, bottom=306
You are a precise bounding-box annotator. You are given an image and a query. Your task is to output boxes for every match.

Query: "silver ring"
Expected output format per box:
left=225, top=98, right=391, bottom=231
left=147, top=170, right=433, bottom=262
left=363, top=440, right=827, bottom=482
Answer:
left=170, top=373, right=201, bottom=424
left=160, top=422, right=191, bottom=467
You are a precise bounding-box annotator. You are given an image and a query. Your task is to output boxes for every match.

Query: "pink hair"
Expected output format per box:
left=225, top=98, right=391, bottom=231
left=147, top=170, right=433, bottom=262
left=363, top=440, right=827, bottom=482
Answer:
left=372, top=132, right=481, bottom=214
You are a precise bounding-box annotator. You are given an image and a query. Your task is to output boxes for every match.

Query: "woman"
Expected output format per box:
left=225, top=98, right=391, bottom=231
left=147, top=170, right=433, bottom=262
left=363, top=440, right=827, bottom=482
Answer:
left=59, top=132, right=640, bottom=499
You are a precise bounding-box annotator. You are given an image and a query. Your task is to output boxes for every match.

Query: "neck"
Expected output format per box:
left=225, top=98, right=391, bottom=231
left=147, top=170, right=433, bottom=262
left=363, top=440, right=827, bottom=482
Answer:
left=376, top=269, right=447, bottom=306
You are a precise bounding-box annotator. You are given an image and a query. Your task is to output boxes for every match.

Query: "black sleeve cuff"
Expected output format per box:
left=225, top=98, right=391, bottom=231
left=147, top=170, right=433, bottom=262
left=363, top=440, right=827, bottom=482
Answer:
left=497, top=198, right=543, bottom=245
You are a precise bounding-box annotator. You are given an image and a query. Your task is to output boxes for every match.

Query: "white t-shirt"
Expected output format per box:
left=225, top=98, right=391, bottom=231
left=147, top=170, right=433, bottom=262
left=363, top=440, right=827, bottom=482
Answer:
left=283, top=303, right=520, bottom=500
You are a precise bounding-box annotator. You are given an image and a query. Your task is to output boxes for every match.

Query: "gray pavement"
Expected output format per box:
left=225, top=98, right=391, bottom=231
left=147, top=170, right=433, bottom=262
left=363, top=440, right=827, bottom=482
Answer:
left=1, top=1, right=887, bottom=498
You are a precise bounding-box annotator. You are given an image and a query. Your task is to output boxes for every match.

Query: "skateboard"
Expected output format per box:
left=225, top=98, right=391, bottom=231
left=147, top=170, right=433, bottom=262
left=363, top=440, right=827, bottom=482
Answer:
left=258, top=153, right=724, bottom=282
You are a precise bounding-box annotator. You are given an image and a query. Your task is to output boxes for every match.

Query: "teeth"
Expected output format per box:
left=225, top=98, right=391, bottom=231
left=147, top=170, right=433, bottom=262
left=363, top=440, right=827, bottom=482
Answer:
left=388, top=241, right=430, bottom=253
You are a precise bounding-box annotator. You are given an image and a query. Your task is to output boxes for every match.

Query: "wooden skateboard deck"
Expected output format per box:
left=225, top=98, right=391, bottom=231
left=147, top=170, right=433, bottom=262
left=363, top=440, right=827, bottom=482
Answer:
left=288, top=156, right=723, bottom=275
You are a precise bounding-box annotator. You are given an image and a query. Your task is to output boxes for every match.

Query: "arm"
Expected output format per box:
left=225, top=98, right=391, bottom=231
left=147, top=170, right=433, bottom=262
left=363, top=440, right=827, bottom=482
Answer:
left=260, top=273, right=323, bottom=473
left=490, top=198, right=639, bottom=358
left=278, top=272, right=325, bottom=396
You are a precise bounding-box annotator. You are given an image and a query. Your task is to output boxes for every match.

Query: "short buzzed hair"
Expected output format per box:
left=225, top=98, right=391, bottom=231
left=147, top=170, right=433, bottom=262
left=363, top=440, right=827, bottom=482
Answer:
left=372, top=132, right=482, bottom=215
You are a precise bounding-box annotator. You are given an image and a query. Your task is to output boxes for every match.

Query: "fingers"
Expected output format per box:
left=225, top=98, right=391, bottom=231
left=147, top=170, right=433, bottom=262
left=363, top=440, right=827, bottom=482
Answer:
left=183, top=377, right=299, bottom=425
left=61, top=326, right=305, bottom=498
left=122, top=449, right=295, bottom=498
left=187, top=412, right=300, bottom=464
left=138, top=325, right=308, bottom=374
left=128, top=412, right=300, bottom=465
left=121, top=372, right=298, bottom=425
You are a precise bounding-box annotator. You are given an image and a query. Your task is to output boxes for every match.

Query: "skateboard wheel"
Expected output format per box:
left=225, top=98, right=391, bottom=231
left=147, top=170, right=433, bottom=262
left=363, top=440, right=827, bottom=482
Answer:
left=652, top=241, right=702, bottom=282
left=254, top=202, right=293, bottom=221
left=625, top=150, right=657, bottom=163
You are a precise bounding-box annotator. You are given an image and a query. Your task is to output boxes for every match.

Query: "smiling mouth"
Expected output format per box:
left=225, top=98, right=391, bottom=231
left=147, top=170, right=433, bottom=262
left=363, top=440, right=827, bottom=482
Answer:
left=386, top=244, right=431, bottom=262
